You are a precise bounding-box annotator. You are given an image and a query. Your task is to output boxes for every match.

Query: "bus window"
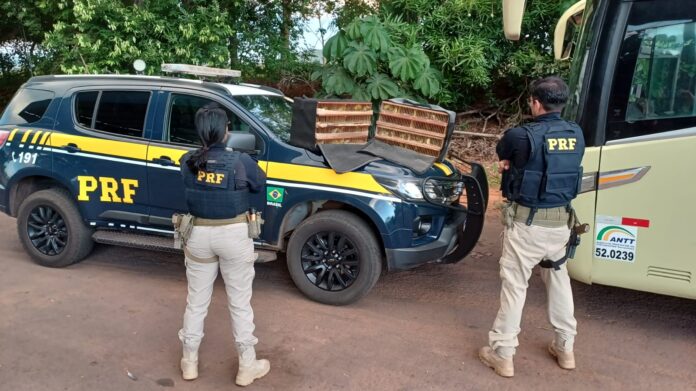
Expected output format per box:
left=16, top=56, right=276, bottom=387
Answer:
left=607, top=1, right=696, bottom=141
left=626, top=24, right=696, bottom=122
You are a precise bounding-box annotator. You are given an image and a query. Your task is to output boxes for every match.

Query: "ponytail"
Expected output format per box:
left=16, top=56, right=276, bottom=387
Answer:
left=186, top=102, right=228, bottom=173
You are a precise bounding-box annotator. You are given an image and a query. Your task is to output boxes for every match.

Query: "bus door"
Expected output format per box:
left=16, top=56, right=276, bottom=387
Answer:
left=593, top=1, right=696, bottom=299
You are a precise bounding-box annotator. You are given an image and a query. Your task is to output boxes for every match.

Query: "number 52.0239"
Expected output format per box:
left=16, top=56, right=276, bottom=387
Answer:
left=12, top=152, right=38, bottom=165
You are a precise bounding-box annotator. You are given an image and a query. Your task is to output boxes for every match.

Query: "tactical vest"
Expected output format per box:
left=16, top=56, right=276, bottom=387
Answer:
left=181, top=148, right=250, bottom=219
left=505, top=120, right=585, bottom=208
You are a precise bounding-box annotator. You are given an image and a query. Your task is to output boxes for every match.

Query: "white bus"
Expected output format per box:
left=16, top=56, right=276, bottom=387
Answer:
left=504, top=0, right=696, bottom=299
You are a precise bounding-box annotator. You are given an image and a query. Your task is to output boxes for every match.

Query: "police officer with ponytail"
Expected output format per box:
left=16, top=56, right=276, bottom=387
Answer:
left=479, top=77, right=585, bottom=377
left=177, top=103, right=270, bottom=386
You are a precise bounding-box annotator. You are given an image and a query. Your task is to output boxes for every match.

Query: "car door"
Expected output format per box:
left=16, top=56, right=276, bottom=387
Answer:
left=146, top=90, right=269, bottom=231
left=591, top=1, right=696, bottom=298
left=51, top=88, right=154, bottom=227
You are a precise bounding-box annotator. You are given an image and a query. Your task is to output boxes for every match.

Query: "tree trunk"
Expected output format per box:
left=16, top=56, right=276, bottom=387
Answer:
left=281, top=0, right=293, bottom=58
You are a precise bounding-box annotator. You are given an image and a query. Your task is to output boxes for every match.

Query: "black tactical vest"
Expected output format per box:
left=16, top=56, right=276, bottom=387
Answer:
left=505, top=120, right=585, bottom=208
left=181, top=148, right=250, bottom=219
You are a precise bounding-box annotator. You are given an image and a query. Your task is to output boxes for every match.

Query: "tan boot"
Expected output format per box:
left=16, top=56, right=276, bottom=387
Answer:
left=478, top=346, right=514, bottom=377
left=548, top=342, right=575, bottom=370
left=235, top=344, right=270, bottom=387
left=180, top=345, right=199, bottom=381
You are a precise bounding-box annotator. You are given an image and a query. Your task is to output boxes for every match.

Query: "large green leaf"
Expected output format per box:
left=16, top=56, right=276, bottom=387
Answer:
left=323, top=31, right=349, bottom=62
left=324, top=66, right=356, bottom=95
left=388, top=46, right=428, bottom=82
left=359, top=16, right=390, bottom=52
left=345, top=18, right=363, bottom=40
left=343, top=42, right=377, bottom=77
left=351, top=84, right=371, bottom=102
left=413, top=67, right=442, bottom=98
left=366, top=73, right=401, bottom=100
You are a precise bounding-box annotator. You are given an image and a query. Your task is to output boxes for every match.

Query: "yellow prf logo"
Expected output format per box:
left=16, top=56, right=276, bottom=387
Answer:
left=547, top=138, right=577, bottom=151
left=77, top=176, right=139, bottom=204
left=197, top=170, right=225, bottom=184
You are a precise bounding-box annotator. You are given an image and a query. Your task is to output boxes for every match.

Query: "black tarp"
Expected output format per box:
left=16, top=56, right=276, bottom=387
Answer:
left=289, top=98, right=319, bottom=152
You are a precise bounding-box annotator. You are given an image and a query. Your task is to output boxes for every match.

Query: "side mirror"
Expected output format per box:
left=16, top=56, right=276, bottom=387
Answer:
left=554, top=0, right=586, bottom=60
left=227, top=132, right=257, bottom=154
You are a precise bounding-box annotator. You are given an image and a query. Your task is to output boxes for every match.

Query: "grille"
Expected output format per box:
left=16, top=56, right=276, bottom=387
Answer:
left=647, top=266, right=692, bottom=283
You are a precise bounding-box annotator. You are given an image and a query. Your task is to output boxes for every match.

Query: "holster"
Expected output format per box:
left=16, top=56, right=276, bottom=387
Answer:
left=246, top=211, right=264, bottom=239
left=172, top=213, right=195, bottom=249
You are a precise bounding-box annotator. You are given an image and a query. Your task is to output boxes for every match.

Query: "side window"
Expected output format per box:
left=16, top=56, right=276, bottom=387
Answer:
left=74, top=91, right=150, bottom=137
left=75, top=91, right=98, bottom=128
left=607, top=3, right=696, bottom=141
left=626, top=24, right=696, bottom=122
left=0, top=88, right=54, bottom=125
left=167, top=94, right=251, bottom=146
left=94, top=91, right=150, bottom=137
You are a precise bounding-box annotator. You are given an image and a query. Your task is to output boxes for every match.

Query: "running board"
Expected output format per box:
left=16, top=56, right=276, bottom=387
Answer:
left=92, top=230, right=277, bottom=263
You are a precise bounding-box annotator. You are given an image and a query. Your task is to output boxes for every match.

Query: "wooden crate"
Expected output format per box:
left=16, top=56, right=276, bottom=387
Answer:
left=375, top=101, right=451, bottom=158
left=315, top=101, right=372, bottom=144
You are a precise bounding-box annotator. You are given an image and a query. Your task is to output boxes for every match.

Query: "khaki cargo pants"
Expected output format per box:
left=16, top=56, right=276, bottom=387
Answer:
left=488, top=206, right=578, bottom=358
left=178, top=223, right=258, bottom=351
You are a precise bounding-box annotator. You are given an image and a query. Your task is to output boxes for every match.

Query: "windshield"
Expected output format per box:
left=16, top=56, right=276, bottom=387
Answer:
left=234, top=95, right=292, bottom=142
left=564, top=0, right=596, bottom=122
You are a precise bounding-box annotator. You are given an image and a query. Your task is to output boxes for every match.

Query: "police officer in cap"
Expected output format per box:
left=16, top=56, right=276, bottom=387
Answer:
left=479, top=76, right=585, bottom=377
left=178, top=103, right=270, bottom=386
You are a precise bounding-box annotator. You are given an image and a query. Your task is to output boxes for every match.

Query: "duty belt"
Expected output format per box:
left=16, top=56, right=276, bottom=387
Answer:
left=193, top=214, right=247, bottom=226
left=512, top=204, right=570, bottom=228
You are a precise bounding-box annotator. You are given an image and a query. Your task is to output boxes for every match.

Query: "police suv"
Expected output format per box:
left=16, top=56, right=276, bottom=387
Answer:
left=0, top=66, right=487, bottom=305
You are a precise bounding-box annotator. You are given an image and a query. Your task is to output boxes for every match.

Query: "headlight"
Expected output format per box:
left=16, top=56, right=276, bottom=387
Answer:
left=423, top=178, right=464, bottom=204
left=375, top=177, right=424, bottom=200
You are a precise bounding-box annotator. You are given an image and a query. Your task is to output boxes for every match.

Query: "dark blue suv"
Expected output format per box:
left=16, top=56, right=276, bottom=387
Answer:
left=0, top=74, right=487, bottom=304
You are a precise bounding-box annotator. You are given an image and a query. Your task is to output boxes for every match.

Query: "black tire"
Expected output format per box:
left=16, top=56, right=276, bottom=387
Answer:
left=16, top=188, right=94, bottom=267
left=286, top=210, right=382, bottom=305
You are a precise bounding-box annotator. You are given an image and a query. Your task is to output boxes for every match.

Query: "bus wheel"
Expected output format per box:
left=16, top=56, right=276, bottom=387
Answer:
left=16, top=189, right=94, bottom=268
left=286, top=210, right=382, bottom=305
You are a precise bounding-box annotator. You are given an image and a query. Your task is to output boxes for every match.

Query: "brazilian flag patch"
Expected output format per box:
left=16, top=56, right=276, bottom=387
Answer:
left=266, top=186, right=285, bottom=206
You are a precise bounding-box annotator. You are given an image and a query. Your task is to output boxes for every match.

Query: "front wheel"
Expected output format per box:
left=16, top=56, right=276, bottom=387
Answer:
left=286, top=210, right=382, bottom=305
left=16, top=188, right=94, bottom=267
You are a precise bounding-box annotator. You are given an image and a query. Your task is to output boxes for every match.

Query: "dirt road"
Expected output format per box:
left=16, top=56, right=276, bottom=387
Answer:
left=1, top=211, right=695, bottom=391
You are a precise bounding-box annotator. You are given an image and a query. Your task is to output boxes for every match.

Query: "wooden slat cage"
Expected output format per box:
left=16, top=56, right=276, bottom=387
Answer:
left=375, top=101, right=451, bottom=158
left=315, top=101, right=372, bottom=145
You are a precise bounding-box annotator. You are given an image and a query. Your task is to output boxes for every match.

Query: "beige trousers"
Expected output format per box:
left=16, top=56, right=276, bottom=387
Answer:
left=178, top=223, right=258, bottom=351
left=488, top=221, right=577, bottom=358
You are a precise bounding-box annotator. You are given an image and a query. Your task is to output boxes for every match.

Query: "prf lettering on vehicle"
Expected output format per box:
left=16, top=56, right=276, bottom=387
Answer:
left=547, top=138, right=578, bottom=151
left=77, top=176, right=139, bottom=204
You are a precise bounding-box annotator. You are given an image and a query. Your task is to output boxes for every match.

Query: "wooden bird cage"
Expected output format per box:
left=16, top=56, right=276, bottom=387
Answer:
left=375, top=100, right=453, bottom=160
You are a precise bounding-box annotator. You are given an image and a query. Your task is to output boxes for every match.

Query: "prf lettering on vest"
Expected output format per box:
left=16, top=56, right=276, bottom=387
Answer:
left=197, top=170, right=225, bottom=184
left=547, top=138, right=577, bottom=151
left=77, top=176, right=139, bottom=204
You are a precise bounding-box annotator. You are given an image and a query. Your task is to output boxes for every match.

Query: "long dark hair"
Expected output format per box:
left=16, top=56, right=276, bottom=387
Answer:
left=186, top=102, right=228, bottom=173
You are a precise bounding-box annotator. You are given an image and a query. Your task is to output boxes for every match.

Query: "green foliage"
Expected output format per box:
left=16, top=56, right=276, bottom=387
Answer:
left=388, top=46, right=428, bottom=81
left=43, top=0, right=233, bottom=74
left=379, top=0, right=573, bottom=108
left=313, top=15, right=442, bottom=104
left=343, top=42, right=377, bottom=77
left=366, top=73, right=401, bottom=100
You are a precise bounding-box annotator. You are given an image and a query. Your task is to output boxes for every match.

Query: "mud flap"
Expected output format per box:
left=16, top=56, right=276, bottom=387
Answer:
left=441, top=162, right=488, bottom=264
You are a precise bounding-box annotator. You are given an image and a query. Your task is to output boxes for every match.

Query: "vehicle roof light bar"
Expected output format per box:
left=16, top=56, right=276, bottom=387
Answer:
left=161, top=64, right=242, bottom=79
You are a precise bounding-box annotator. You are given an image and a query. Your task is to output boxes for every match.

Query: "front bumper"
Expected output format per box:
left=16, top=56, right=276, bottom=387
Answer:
left=385, top=161, right=488, bottom=271
left=385, top=212, right=466, bottom=271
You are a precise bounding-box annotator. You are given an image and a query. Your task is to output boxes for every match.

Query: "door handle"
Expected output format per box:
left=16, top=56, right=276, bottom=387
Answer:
left=153, top=155, right=175, bottom=166
left=63, top=143, right=81, bottom=153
